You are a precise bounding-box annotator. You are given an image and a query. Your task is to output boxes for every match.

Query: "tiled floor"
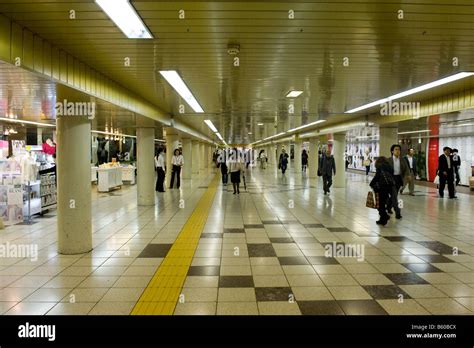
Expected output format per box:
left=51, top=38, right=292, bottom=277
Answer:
left=1, top=165, right=473, bottom=315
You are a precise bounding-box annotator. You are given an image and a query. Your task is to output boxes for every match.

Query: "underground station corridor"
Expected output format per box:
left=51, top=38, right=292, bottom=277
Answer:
left=0, top=0, right=473, bottom=347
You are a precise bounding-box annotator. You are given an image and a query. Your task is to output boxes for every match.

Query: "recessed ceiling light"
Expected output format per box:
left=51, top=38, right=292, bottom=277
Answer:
left=345, top=72, right=474, bottom=114
left=160, top=71, right=204, bottom=113
left=248, top=132, right=252, bottom=135
left=257, top=123, right=264, bottom=126
left=286, top=91, right=303, bottom=98
left=204, top=120, right=218, bottom=133
left=96, top=0, right=153, bottom=39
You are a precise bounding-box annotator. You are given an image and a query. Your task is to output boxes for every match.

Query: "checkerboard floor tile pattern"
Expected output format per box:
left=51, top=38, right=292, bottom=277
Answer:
left=1, top=167, right=473, bottom=315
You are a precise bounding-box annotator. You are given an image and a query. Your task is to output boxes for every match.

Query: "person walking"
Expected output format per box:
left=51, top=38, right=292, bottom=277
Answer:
left=169, top=149, right=183, bottom=189
left=302, top=149, right=308, bottom=172
left=370, top=157, right=396, bottom=226
left=387, top=144, right=408, bottom=219
left=279, top=149, right=289, bottom=174
left=400, top=148, right=417, bottom=195
left=363, top=150, right=372, bottom=175
left=438, top=146, right=456, bottom=199
left=259, top=150, right=267, bottom=169
left=229, top=148, right=243, bottom=194
left=452, top=148, right=461, bottom=186
left=155, top=148, right=166, bottom=192
left=320, top=147, right=336, bottom=195
left=219, top=149, right=228, bottom=185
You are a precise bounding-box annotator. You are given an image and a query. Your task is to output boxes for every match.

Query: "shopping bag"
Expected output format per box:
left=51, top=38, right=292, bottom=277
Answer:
left=433, top=175, right=439, bottom=185
left=366, top=191, right=379, bottom=209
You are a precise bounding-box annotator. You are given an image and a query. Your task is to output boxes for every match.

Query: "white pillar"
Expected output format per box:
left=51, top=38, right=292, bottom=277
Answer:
left=166, top=133, right=178, bottom=187
left=309, top=138, right=319, bottom=178
left=379, top=126, right=398, bottom=158
left=57, top=116, right=92, bottom=254
left=136, top=128, right=155, bottom=206
left=333, top=133, right=346, bottom=188
left=199, top=143, right=205, bottom=172
left=182, top=138, right=192, bottom=179
left=37, top=128, right=43, bottom=145
left=294, top=141, right=302, bottom=172
left=287, top=142, right=292, bottom=168
left=192, top=140, right=200, bottom=175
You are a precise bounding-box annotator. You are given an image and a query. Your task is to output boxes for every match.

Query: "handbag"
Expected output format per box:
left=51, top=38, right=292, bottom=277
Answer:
left=366, top=191, right=379, bottom=209
left=433, top=175, right=439, bottom=185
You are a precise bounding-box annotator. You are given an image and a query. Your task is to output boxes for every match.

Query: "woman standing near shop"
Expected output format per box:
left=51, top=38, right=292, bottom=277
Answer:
left=155, top=148, right=166, bottom=192
left=170, top=149, right=184, bottom=189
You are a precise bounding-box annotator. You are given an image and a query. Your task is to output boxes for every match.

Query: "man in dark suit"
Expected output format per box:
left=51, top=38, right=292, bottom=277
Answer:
left=400, top=148, right=417, bottom=195
left=387, top=144, right=409, bottom=219
left=438, top=146, right=456, bottom=199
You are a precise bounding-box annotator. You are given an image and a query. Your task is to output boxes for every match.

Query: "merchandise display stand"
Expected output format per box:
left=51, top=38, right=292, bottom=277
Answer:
left=40, top=172, right=56, bottom=212
left=121, top=166, right=136, bottom=185
left=23, top=180, right=41, bottom=224
left=98, top=166, right=122, bottom=192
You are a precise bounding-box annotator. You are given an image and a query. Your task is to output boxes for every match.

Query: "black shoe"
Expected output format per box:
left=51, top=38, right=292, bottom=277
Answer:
left=233, top=191, right=236, bottom=194
left=439, top=195, right=444, bottom=198
left=376, top=219, right=388, bottom=226
left=237, top=190, right=240, bottom=194
left=449, top=196, right=457, bottom=199
left=387, top=209, right=393, bottom=214
left=396, top=215, right=402, bottom=219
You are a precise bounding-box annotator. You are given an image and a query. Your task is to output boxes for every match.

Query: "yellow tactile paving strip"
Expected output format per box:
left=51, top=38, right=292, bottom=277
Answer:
left=131, top=173, right=219, bottom=315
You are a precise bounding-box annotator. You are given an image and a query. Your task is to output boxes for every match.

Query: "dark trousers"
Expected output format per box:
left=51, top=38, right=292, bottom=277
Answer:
left=170, top=165, right=181, bottom=189
left=377, top=189, right=390, bottom=220
left=365, top=166, right=370, bottom=175
left=156, top=168, right=165, bottom=192
left=323, top=175, right=333, bottom=193
left=387, top=175, right=403, bottom=215
left=220, top=164, right=228, bottom=184
left=281, top=163, right=287, bottom=174
left=439, top=172, right=455, bottom=198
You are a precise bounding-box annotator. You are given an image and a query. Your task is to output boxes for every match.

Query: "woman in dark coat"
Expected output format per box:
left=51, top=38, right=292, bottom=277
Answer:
left=301, top=149, right=308, bottom=172
left=370, top=156, right=396, bottom=226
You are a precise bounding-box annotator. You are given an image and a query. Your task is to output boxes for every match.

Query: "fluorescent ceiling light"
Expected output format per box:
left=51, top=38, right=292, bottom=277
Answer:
left=96, top=0, right=152, bottom=39
left=91, top=130, right=136, bottom=138
left=248, top=132, right=252, bottom=135
left=263, top=132, right=285, bottom=141
left=286, top=91, right=303, bottom=98
left=216, top=132, right=224, bottom=141
left=397, top=130, right=430, bottom=135
left=345, top=72, right=474, bottom=114
left=204, top=120, right=218, bottom=133
left=0, top=117, right=55, bottom=127
left=287, top=120, right=326, bottom=133
left=257, top=123, right=264, bottom=126
left=160, top=71, right=204, bottom=113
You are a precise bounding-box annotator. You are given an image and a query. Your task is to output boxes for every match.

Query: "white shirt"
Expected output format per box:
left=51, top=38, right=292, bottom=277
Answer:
left=407, top=155, right=413, bottom=169
left=155, top=153, right=165, bottom=168
left=228, top=161, right=242, bottom=173
left=392, top=156, right=401, bottom=175
left=445, top=154, right=451, bottom=169
left=172, top=154, right=183, bottom=166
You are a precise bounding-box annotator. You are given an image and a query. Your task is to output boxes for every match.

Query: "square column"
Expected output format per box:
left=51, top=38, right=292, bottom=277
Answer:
left=294, top=141, right=302, bottom=172
left=182, top=138, right=192, bottom=179
left=192, top=140, right=200, bottom=175
left=379, top=126, right=399, bottom=158
left=137, top=127, right=155, bottom=206
left=333, top=133, right=346, bottom=188
left=57, top=116, right=92, bottom=254
left=309, top=138, right=320, bottom=178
